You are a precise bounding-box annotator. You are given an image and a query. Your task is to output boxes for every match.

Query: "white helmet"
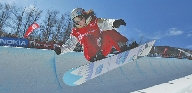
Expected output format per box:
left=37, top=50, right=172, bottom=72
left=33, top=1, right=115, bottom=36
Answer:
left=71, top=8, right=85, bottom=20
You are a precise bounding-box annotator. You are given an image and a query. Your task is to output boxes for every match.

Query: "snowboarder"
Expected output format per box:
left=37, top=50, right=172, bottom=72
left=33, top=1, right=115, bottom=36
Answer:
left=54, top=8, right=128, bottom=62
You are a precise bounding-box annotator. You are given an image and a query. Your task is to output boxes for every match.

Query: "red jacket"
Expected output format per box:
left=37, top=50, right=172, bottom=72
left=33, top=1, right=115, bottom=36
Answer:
left=71, top=16, right=101, bottom=45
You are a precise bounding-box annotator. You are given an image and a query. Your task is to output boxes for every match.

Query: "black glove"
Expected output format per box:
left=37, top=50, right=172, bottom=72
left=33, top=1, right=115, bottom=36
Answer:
left=54, top=47, right=61, bottom=55
left=112, top=19, right=126, bottom=28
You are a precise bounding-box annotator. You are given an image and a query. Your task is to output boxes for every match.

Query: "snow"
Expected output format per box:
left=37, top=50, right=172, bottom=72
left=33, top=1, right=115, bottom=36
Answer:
left=0, top=46, right=192, bottom=93
left=131, top=74, right=192, bottom=93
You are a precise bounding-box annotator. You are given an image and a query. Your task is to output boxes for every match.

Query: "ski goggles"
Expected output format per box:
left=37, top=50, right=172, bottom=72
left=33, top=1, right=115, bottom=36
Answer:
left=73, top=16, right=83, bottom=24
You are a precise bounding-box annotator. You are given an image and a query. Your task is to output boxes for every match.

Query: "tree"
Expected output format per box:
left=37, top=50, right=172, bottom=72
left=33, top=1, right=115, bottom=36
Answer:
left=0, top=3, right=13, bottom=33
left=40, top=10, right=72, bottom=43
left=41, top=9, right=59, bottom=41
left=60, top=13, right=72, bottom=43
left=10, top=5, right=42, bottom=38
left=22, top=6, right=42, bottom=37
left=0, top=2, right=72, bottom=43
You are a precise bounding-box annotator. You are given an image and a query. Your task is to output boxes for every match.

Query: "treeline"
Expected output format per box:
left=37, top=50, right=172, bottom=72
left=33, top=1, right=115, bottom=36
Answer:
left=0, top=3, right=72, bottom=44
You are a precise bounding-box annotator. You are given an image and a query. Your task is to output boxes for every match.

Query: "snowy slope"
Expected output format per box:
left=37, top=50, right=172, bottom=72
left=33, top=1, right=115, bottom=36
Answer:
left=0, top=46, right=192, bottom=93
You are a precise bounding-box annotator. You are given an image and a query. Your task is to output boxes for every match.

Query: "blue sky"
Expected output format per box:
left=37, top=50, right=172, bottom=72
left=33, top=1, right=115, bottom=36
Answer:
left=1, top=0, right=192, bottom=49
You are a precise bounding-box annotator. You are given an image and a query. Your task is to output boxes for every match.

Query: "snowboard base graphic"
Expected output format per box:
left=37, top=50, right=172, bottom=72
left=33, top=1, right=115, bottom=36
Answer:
left=63, top=40, right=156, bottom=86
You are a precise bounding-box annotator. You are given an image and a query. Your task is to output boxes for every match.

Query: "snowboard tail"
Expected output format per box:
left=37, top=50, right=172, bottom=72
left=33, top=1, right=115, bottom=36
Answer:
left=63, top=40, right=156, bottom=86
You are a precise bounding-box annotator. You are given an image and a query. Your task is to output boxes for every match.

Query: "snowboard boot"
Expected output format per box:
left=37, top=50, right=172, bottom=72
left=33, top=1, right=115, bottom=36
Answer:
left=118, top=42, right=128, bottom=52
left=120, top=44, right=128, bottom=52
left=90, top=51, right=106, bottom=62
left=54, top=47, right=61, bottom=55
left=110, top=47, right=119, bottom=54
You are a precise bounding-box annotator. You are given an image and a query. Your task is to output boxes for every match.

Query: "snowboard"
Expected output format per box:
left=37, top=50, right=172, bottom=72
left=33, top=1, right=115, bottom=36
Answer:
left=63, top=40, right=156, bottom=86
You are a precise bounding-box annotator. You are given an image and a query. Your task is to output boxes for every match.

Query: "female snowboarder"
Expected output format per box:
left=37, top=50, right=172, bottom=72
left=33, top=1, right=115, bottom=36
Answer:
left=54, top=8, right=128, bottom=62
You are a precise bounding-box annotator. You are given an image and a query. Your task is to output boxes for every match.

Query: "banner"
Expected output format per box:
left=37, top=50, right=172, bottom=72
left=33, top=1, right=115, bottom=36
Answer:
left=0, top=37, right=29, bottom=47
left=24, top=23, right=40, bottom=38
